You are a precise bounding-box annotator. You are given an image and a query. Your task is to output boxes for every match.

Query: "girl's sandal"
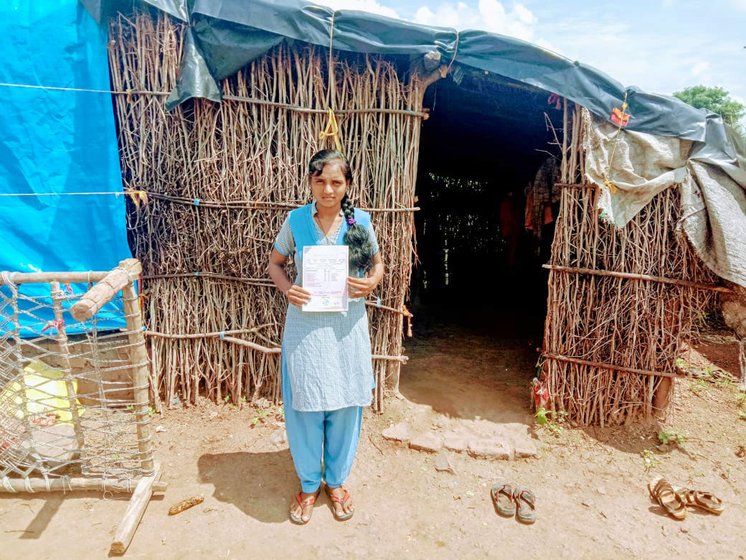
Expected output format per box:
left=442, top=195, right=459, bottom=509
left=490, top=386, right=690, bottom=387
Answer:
left=289, top=488, right=320, bottom=525
left=325, top=485, right=354, bottom=521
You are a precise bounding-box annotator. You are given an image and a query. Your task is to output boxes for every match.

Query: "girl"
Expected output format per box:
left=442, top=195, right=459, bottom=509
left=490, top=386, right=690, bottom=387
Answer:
left=268, top=149, right=383, bottom=524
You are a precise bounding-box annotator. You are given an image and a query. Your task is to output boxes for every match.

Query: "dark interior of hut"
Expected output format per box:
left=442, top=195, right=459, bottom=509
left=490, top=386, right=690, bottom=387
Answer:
left=400, top=67, right=561, bottom=421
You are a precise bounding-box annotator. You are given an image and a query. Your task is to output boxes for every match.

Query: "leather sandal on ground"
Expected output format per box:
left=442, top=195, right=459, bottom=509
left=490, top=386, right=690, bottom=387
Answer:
left=648, top=478, right=686, bottom=520
left=325, top=485, right=354, bottom=521
left=490, top=481, right=517, bottom=518
left=512, top=486, right=537, bottom=524
left=289, top=487, right=320, bottom=525
left=678, top=489, right=725, bottom=515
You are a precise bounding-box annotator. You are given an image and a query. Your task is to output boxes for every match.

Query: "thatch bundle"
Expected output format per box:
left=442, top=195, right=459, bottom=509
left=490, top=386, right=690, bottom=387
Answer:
left=108, top=14, right=421, bottom=410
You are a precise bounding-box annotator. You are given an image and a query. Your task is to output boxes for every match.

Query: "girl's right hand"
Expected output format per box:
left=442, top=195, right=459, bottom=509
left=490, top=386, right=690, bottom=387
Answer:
left=286, top=285, right=312, bottom=307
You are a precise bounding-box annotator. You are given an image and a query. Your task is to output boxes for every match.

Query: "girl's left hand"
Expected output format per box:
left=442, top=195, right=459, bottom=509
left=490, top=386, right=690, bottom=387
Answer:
left=347, top=276, right=378, bottom=299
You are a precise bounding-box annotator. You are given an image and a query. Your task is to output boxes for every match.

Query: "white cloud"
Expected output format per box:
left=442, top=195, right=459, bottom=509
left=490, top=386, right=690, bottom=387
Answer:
left=412, top=0, right=538, bottom=41
left=311, top=0, right=400, bottom=19
left=691, top=60, right=710, bottom=77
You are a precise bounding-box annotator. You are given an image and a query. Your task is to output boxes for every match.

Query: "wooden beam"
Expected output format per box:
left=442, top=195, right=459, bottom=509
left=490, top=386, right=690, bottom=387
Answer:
left=110, top=463, right=163, bottom=555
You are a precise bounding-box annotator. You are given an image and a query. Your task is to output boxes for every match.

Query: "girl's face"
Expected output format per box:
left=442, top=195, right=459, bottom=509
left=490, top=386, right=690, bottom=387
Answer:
left=309, top=161, right=349, bottom=210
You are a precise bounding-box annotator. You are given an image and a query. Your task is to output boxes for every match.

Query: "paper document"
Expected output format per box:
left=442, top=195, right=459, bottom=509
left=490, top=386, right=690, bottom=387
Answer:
left=302, top=245, right=349, bottom=312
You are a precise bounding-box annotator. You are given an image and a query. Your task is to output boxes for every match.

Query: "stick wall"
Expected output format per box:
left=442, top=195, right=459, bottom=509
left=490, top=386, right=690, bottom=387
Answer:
left=108, top=14, right=421, bottom=410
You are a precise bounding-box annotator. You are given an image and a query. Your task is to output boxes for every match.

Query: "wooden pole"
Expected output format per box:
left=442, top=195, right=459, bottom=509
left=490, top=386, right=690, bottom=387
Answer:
left=71, top=259, right=143, bottom=321
left=0, top=475, right=167, bottom=493
left=110, top=463, right=163, bottom=555
left=0, top=271, right=109, bottom=285
left=50, top=281, right=85, bottom=452
left=542, top=353, right=683, bottom=379
left=543, top=264, right=731, bottom=293
left=120, top=262, right=155, bottom=475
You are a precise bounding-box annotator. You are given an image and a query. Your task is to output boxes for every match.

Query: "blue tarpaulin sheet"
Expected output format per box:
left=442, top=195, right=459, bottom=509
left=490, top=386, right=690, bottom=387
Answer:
left=0, top=1, right=131, bottom=334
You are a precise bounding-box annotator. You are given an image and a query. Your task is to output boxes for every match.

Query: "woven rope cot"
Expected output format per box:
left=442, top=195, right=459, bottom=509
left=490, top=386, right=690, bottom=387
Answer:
left=108, top=14, right=421, bottom=411
left=0, top=259, right=164, bottom=553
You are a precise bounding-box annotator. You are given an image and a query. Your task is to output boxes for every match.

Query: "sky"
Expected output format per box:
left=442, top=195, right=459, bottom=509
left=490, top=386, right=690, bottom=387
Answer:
left=314, top=0, right=746, bottom=109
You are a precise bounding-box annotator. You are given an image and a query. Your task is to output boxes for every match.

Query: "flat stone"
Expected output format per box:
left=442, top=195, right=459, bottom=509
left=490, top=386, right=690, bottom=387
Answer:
left=382, top=422, right=410, bottom=443
left=434, top=452, right=457, bottom=475
left=443, top=433, right=470, bottom=453
left=467, top=438, right=512, bottom=460
left=270, top=428, right=288, bottom=447
left=513, top=440, right=538, bottom=458
left=409, top=432, right=443, bottom=453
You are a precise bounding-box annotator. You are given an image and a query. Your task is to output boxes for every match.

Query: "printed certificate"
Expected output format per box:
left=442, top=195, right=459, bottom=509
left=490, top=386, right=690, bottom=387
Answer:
left=302, top=245, right=349, bottom=312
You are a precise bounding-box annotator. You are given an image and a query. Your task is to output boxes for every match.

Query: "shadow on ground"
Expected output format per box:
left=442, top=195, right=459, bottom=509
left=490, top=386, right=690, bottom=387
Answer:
left=197, top=450, right=296, bottom=523
left=0, top=490, right=137, bottom=540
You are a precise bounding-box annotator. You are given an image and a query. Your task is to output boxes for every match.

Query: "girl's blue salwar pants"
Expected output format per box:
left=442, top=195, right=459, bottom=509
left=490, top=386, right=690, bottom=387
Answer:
left=282, top=365, right=363, bottom=493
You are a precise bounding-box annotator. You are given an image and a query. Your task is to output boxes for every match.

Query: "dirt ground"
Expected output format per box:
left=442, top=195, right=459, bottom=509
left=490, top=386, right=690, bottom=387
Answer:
left=2, top=313, right=746, bottom=559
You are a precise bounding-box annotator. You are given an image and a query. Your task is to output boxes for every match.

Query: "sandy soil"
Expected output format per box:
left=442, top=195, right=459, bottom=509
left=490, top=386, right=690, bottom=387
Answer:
left=2, top=314, right=746, bottom=560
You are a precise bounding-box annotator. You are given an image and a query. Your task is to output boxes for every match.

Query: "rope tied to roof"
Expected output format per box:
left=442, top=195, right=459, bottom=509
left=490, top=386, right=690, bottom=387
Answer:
left=602, top=90, right=631, bottom=194
left=318, top=10, right=344, bottom=153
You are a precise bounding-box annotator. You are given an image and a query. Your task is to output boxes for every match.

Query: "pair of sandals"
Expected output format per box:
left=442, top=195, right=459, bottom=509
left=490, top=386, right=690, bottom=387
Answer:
left=648, top=478, right=725, bottom=520
left=289, top=484, right=354, bottom=525
left=491, top=481, right=536, bottom=524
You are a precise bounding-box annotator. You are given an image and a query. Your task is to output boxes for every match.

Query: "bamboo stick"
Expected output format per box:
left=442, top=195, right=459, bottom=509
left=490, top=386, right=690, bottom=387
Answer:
left=71, top=259, right=142, bottom=321
left=1, top=271, right=109, bottom=285
left=0, top=476, right=167, bottom=494
left=110, top=463, right=163, bottom=555
left=544, top=264, right=730, bottom=293
left=50, top=281, right=85, bottom=452
left=121, top=275, right=154, bottom=475
left=543, top=353, right=683, bottom=379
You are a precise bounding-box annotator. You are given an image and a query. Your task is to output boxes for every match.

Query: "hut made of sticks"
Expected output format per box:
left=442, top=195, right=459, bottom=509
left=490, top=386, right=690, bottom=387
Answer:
left=87, top=0, right=746, bottom=426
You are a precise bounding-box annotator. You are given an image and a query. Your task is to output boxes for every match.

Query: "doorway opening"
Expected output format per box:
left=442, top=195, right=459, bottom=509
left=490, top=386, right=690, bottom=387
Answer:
left=402, top=67, right=561, bottom=423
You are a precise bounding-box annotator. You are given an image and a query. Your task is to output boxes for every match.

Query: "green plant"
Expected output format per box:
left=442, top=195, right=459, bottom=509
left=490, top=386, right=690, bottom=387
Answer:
left=690, top=378, right=708, bottom=394
left=641, top=449, right=661, bottom=472
left=223, top=394, right=231, bottom=404
left=675, top=357, right=690, bottom=370
left=537, top=409, right=566, bottom=436
left=658, top=429, right=687, bottom=446
left=739, top=410, right=746, bottom=421
left=249, top=409, right=270, bottom=427
left=535, top=407, right=548, bottom=426
left=715, top=374, right=733, bottom=387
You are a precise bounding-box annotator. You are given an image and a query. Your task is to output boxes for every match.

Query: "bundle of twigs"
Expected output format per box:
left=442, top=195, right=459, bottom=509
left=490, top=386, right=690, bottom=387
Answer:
left=542, top=111, right=721, bottom=425
left=108, top=13, right=422, bottom=410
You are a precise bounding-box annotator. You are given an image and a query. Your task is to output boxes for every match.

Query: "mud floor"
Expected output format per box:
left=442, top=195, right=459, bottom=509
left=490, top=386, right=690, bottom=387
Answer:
left=2, top=314, right=746, bottom=559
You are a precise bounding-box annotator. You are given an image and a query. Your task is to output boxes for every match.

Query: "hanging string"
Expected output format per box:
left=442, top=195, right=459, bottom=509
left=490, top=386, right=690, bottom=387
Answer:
left=326, top=10, right=337, bottom=111
left=602, top=90, right=630, bottom=194
left=319, top=108, right=343, bottom=152
left=319, top=10, right=344, bottom=153
left=0, top=81, right=139, bottom=96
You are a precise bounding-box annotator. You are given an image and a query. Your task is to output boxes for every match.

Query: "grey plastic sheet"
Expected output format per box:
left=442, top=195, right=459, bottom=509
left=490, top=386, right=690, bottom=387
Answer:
left=586, top=112, right=746, bottom=287
left=82, top=0, right=712, bottom=142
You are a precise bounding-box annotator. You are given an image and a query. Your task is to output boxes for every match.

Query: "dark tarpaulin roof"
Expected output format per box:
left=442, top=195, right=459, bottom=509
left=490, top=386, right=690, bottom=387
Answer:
left=81, top=0, right=739, bottom=158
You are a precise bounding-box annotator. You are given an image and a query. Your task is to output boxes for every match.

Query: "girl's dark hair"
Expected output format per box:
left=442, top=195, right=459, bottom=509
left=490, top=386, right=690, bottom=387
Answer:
left=308, top=149, right=374, bottom=272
